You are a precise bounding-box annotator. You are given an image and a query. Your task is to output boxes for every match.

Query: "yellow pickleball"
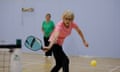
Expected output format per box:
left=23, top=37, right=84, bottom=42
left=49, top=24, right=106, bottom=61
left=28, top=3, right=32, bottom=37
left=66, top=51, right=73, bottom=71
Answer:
left=90, top=60, right=97, bottom=67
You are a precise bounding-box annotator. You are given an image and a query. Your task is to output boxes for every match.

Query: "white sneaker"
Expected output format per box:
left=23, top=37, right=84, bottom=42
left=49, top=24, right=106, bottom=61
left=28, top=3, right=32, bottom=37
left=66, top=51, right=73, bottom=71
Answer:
left=48, top=56, right=51, bottom=58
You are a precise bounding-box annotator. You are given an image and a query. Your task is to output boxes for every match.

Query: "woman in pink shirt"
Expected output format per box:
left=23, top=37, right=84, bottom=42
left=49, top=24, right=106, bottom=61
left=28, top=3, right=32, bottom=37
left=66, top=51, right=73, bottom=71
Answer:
left=43, top=10, right=89, bottom=72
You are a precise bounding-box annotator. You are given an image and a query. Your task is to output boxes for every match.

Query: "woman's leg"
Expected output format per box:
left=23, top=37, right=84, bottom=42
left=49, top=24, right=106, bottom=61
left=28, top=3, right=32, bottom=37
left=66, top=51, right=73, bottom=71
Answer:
left=51, top=44, right=69, bottom=72
left=62, top=56, right=69, bottom=72
left=44, top=37, right=52, bottom=56
left=51, top=59, right=62, bottom=72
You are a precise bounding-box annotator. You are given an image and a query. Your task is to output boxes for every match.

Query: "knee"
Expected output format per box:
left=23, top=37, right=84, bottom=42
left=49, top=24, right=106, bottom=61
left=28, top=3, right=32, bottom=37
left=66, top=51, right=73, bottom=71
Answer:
left=64, top=57, right=69, bottom=64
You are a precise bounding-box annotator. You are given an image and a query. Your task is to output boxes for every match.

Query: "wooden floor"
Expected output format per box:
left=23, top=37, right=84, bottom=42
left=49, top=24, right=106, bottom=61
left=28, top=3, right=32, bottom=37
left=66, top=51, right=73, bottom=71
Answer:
left=22, top=53, right=120, bottom=72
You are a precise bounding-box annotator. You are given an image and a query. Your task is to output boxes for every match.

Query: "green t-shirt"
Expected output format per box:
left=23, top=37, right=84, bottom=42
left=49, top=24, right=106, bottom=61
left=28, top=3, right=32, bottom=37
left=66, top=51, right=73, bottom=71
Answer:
left=42, top=20, right=55, bottom=37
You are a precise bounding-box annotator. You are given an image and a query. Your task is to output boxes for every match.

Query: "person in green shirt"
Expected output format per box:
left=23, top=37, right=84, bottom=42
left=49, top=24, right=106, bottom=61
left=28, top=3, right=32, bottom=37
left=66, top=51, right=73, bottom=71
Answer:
left=42, top=13, right=55, bottom=57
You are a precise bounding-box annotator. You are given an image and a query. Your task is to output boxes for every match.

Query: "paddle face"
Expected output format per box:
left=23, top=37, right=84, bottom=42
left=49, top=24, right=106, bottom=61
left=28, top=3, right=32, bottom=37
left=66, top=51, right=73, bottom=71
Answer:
left=24, top=36, right=43, bottom=51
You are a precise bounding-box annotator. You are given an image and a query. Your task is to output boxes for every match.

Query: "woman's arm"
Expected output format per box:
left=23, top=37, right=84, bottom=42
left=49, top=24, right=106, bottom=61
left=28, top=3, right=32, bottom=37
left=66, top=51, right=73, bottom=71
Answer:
left=74, top=27, right=89, bottom=47
left=41, top=27, right=44, bottom=33
left=43, top=31, right=59, bottom=50
left=41, top=21, right=45, bottom=33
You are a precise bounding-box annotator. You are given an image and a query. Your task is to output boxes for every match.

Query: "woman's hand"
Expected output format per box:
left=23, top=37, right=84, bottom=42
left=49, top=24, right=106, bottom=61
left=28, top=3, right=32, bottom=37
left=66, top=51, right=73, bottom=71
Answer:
left=42, top=46, right=50, bottom=52
left=83, top=41, right=89, bottom=48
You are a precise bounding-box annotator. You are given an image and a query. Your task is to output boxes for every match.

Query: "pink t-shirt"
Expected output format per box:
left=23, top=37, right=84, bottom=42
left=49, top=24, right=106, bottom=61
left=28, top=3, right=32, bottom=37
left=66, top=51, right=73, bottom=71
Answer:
left=49, top=21, right=78, bottom=45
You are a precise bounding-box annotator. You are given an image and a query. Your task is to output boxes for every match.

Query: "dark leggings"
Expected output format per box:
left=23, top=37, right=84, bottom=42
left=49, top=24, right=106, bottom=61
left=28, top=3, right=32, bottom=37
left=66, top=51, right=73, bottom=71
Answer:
left=44, top=36, right=52, bottom=56
left=51, top=44, right=69, bottom=72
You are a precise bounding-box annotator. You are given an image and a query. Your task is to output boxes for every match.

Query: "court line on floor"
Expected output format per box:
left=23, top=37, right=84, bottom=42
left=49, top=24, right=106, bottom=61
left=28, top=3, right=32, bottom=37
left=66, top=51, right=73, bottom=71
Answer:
left=109, top=66, right=120, bottom=72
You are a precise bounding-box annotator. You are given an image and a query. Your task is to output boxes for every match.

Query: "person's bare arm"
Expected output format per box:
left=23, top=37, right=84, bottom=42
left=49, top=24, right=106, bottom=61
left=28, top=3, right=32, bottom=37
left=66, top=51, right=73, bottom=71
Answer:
left=41, top=27, right=44, bottom=33
left=43, top=31, right=59, bottom=50
left=74, top=27, right=89, bottom=47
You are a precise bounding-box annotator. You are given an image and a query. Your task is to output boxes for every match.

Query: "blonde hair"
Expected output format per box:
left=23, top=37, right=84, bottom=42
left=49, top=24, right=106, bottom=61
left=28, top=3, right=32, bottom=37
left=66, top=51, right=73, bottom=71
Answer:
left=62, top=10, right=74, bottom=21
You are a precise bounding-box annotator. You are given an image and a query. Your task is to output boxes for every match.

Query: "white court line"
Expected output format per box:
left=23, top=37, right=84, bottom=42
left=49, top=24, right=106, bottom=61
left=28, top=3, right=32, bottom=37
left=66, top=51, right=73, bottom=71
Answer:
left=23, top=59, right=51, bottom=67
left=23, top=62, right=52, bottom=67
left=109, top=66, right=120, bottom=72
left=23, top=62, right=42, bottom=66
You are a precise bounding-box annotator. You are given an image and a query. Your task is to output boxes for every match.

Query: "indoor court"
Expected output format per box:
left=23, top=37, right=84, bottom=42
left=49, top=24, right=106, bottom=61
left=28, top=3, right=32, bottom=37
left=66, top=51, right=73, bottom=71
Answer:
left=1, top=0, right=120, bottom=72
left=22, top=53, right=120, bottom=72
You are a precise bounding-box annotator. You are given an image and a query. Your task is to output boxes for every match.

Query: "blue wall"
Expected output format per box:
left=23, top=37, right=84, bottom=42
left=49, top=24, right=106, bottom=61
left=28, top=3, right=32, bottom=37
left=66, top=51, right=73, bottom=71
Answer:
left=0, top=0, right=120, bottom=58
left=0, top=0, right=23, bottom=44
